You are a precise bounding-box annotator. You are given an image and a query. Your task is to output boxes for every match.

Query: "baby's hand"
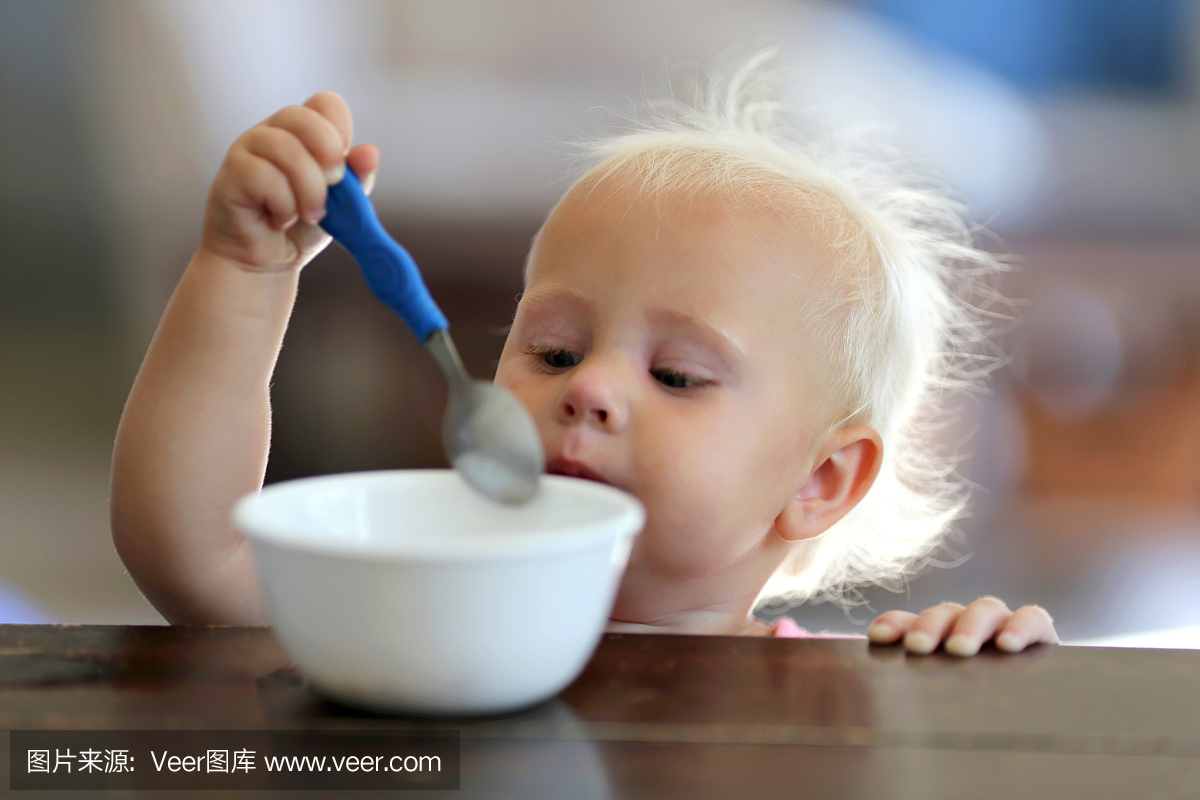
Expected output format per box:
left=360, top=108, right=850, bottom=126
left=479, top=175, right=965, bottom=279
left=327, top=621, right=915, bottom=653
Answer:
left=867, top=597, right=1057, bottom=657
left=201, top=91, right=379, bottom=271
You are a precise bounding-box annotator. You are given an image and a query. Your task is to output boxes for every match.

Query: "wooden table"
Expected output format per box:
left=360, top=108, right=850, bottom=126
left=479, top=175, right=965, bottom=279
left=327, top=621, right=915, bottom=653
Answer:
left=1, top=625, right=1197, bottom=798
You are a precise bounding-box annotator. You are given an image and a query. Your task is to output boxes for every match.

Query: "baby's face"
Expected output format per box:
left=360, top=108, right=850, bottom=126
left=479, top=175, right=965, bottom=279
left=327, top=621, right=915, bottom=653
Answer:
left=495, top=172, right=836, bottom=628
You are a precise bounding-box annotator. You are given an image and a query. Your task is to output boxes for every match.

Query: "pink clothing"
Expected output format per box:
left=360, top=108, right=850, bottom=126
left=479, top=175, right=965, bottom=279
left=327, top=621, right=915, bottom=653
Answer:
left=767, top=617, right=865, bottom=639
left=768, top=616, right=813, bottom=638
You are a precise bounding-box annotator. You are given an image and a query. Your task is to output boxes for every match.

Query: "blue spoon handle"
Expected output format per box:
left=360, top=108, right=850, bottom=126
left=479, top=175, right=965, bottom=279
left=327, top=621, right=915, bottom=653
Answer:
left=319, top=167, right=448, bottom=341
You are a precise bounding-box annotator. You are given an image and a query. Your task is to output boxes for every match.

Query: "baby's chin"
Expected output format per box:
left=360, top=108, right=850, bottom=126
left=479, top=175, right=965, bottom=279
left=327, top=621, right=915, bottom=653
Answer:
left=604, top=618, right=661, bottom=634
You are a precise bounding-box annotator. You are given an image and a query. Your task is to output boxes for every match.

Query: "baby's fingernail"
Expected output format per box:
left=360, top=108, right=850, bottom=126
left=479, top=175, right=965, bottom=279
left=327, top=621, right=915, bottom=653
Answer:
left=996, top=632, right=1022, bottom=652
left=867, top=622, right=894, bottom=642
left=303, top=207, right=326, bottom=224
left=324, top=164, right=345, bottom=185
left=945, top=635, right=980, bottom=658
left=904, top=631, right=937, bottom=655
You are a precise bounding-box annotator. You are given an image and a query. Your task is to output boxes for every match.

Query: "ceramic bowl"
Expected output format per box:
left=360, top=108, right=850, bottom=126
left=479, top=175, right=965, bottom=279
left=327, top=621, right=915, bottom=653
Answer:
left=233, top=469, right=643, bottom=714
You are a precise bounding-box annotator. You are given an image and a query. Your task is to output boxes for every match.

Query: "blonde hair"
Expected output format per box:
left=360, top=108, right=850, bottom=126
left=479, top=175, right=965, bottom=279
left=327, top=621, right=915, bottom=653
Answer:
left=545, top=50, right=1006, bottom=606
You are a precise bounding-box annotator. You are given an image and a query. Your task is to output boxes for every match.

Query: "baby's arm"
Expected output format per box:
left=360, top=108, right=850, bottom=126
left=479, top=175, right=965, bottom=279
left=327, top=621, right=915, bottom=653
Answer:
left=867, top=597, right=1058, bottom=657
left=111, top=92, right=378, bottom=625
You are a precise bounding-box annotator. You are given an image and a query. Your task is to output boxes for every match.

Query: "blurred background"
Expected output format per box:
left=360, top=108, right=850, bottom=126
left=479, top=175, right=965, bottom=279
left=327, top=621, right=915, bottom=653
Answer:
left=1, top=0, right=1199, bottom=643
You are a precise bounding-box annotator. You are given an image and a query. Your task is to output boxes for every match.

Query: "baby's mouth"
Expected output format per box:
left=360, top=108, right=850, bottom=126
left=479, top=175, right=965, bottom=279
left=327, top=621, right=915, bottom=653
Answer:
left=545, top=458, right=611, bottom=486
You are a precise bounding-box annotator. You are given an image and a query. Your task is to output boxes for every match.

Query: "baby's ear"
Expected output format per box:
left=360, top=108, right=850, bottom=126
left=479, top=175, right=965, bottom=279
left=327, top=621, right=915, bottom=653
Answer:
left=775, top=427, right=882, bottom=543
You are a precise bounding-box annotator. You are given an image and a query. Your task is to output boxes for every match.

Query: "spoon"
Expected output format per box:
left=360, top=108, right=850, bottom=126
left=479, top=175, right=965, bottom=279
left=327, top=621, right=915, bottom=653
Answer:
left=319, top=167, right=543, bottom=504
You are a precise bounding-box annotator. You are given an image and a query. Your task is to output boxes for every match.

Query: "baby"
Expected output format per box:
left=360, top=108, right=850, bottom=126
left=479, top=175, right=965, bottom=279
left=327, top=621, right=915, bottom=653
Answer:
left=111, top=61, right=1056, bottom=656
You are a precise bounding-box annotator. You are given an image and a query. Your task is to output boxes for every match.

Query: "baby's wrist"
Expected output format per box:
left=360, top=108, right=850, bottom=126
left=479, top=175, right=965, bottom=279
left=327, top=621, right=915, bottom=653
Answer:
left=194, top=243, right=304, bottom=276
left=182, top=248, right=302, bottom=324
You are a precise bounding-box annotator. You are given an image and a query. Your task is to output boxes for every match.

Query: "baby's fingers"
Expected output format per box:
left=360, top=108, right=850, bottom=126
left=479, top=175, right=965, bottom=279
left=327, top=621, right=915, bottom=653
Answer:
left=942, top=597, right=1014, bottom=657
left=221, top=147, right=300, bottom=232
left=868, top=605, right=971, bottom=653
left=867, top=610, right=918, bottom=644
left=995, top=605, right=1058, bottom=653
left=346, top=143, right=380, bottom=195
left=259, top=104, right=349, bottom=221
left=243, top=125, right=328, bottom=226
left=303, top=91, right=354, bottom=156
left=903, top=602, right=969, bottom=655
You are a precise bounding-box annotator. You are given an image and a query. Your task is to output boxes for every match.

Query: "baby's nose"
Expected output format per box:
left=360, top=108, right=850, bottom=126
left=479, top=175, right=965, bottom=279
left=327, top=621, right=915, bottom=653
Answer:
left=557, top=362, right=628, bottom=431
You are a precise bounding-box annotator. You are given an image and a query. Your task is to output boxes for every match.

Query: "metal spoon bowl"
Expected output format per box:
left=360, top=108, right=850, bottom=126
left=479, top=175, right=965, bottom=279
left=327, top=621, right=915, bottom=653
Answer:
left=427, top=331, right=542, bottom=504
left=320, top=169, right=543, bottom=504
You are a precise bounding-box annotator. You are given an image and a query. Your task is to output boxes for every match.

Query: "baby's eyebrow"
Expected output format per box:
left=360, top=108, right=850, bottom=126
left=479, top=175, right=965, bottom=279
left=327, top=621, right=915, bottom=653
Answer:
left=645, top=308, right=746, bottom=373
left=518, top=286, right=591, bottom=318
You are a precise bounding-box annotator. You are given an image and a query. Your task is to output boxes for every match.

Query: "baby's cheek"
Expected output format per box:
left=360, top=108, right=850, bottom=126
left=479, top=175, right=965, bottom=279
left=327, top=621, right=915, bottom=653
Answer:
left=635, top=460, right=756, bottom=578
left=626, top=407, right=776, bottom=577
left=493, top=363, right=550, bottom=422
left=491, top=354, right=521, bottom=392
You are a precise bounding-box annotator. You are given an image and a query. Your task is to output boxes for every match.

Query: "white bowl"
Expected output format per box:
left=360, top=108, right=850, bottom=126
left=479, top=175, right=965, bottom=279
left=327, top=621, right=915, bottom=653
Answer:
left=233, top=469, right=644, bottom=715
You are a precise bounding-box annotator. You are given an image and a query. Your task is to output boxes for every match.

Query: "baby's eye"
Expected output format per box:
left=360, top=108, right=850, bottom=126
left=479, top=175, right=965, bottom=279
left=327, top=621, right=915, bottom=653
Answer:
left=651, top=367, right=709, bottom=390
left=523, top=347, right=582, bottom=370
left=544, top=349, right=581, bottom=369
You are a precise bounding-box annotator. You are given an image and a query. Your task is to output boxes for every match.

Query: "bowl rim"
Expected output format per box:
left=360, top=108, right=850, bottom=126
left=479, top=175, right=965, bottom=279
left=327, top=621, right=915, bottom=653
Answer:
left=233, top=469, right=645, bottom=562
